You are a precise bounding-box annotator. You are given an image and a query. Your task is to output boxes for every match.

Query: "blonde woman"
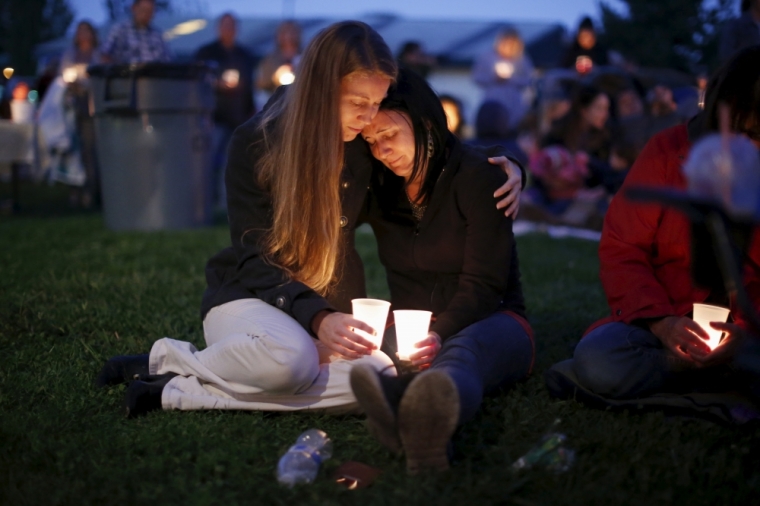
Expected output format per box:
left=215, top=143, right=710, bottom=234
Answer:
left=97, top=22, right=523, bottom=417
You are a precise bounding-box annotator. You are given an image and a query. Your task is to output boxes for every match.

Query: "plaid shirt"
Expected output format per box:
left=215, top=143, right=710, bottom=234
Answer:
left=102, top=20, right=171, bottom=64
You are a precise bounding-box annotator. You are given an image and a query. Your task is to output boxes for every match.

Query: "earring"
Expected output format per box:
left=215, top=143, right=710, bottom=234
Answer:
left=427, top=131, right=434, bottom=159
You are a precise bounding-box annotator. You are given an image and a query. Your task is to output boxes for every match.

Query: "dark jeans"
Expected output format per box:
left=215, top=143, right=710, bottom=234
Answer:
left=573, top=322, right=739, bottom=399
left=383, top=312, right=533, bottom=424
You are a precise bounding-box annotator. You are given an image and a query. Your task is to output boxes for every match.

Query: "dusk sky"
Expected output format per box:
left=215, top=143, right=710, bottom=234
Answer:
left=67, top=0, right=627, bottom=29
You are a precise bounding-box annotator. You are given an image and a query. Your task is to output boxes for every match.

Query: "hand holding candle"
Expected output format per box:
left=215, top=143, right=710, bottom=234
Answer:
left=351, top=298, right=390, bottom=349
left=221, top=69, right=240, bottom=88
left=394, top=310, right=432, bottom=361
left=407, top=331, right=442, bottom=368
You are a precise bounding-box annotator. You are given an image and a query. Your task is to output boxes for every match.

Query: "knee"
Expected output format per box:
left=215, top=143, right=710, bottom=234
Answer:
left=264, top=343, right=320, bottom=395
left=572, top=324, right=635, bottom=398
left=352, top=350, right=397, bottom=376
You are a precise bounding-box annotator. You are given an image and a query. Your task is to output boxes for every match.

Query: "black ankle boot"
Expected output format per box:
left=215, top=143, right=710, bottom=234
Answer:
left=96, top=354, right=150, bottom=388
left=124, top=374, right=177, bottom=418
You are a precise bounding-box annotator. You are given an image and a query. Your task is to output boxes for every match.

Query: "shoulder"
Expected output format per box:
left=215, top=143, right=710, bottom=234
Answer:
left=230, top=113, right=268, bottom=154
left=451, top=144, right=508, bottom=195
left=643, top=124, right=689, bottom=157
left=107, top=21, right=129, bottom=36
left=195, top=41, right=217, bottom=56
left=236, top=45, right=255, bottom=59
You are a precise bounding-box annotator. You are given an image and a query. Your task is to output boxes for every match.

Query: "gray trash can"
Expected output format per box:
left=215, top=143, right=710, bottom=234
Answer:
left=88, top=63, right=215, bottom=230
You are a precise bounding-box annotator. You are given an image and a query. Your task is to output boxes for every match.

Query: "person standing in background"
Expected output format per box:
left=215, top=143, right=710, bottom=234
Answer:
left=561, top=17, right=609, bottom=73
left=194, top=13, right=256, bottom=212
left=256, top=20, right=301, bottom=94
left=101, top=0, right=171, bottom=64
left=719, top=0, right=760, bottom=63
left=397, top=41, right=437, bottom=79
left=60, top=21, right=102, bottom=208
left=472, top=28, right=534, bottom=135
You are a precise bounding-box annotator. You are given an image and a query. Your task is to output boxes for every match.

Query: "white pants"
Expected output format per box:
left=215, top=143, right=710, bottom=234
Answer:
left=150, top=298, right=395, bottom=414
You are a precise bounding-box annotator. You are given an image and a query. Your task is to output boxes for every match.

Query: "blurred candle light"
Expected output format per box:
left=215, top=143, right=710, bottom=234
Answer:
left=164, top=19, right=207, bottom=40
left=494, top=61, right=515, bottom=79
left=575, top=56, right=593, bottom=75
left=394, top=310, right=432, bottom=360
left=274, top=64, right=295, bottom=86
left=692, top=303, right=730, bottom=351
left=63, top=67, right=79, bottom=83
left=3, top=67, right=13, bottom=79
left=351, top=298, right=391, bottom=349
left=221, top=69, right=240, bottom=88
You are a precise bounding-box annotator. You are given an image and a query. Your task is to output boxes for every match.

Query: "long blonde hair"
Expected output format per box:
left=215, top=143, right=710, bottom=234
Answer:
left=256, top=21, right=396, bottom=294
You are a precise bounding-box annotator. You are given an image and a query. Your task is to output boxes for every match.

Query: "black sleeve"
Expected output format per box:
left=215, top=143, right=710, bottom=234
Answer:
left=430, top=163, right=514, bottom=339
left=224, top=120, right=334, bottom=333
left=469, top=144, right=527, bottom=190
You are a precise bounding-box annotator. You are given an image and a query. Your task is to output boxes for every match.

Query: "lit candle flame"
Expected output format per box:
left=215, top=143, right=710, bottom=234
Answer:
left=3, top=67, right=13, bottom=79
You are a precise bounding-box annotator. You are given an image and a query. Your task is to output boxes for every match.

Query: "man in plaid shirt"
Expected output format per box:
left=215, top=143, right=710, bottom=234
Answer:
left=102, top=0, right=171, bottom=64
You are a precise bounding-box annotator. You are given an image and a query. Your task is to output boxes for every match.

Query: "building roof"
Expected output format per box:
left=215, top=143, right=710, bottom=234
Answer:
left=35, top=13, right=566, bottom=68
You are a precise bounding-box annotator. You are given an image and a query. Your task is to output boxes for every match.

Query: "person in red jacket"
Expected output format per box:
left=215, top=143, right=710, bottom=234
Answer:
left=568, top=46, right=760, bottom=400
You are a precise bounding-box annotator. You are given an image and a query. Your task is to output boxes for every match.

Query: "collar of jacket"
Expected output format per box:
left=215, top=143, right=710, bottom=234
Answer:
left=414, top=138, right=465, bottom=228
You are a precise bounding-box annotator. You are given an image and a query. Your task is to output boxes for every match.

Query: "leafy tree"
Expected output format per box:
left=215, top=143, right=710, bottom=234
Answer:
left=599, top=0, right=738, bottom=72
left=0, top=0, right=74, bottom=74
left=104, top=0, right=172, bottom=21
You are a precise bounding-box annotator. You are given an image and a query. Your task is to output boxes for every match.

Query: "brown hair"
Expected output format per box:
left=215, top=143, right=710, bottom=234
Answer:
left=74, top=20, right=99, bottom=50
left=257, top=21, right=396, bottom=294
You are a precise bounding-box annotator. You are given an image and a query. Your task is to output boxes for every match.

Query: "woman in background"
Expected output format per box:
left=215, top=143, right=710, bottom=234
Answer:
left=60, top=20, right=101, bottom=208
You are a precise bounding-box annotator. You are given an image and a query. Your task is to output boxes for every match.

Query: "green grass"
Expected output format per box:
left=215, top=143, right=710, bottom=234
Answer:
left=1, top=210, right=759, bottom=505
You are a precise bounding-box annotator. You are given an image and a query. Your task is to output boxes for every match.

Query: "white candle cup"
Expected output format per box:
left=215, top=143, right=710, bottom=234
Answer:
left=394, top=310, right=432, bottom=361
left=692, top=303, right=730, bottom=351
left=351, top=298, right=390, bottom=349
left=221, top=69, right=240, bottom=88
left=10, top=99, right=34, bottom=124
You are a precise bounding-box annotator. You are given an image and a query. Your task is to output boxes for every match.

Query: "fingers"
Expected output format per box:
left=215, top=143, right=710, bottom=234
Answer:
left=344, top=317, right=375, bottom=336
left=409, top=334, right=441, bottom=366
left=494, top=175, right=519, bottom=199
left=684, top=319, right=710, bottom=341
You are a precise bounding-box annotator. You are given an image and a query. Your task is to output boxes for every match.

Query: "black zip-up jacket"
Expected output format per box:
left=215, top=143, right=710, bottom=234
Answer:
left=367, top=138, right=526, bottom=340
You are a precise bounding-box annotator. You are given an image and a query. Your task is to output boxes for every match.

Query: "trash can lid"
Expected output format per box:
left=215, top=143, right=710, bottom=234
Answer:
left=87, top=62, right=214, bottom=79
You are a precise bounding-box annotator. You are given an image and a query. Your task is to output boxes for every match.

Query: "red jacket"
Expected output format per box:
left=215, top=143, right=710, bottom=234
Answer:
left=586, top=124, right=760, bottom=335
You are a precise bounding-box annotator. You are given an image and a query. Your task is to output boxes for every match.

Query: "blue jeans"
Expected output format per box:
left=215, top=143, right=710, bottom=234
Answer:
left=383, top=313, right=533, bottom=424
left=573, top=322, right=735, bottom=399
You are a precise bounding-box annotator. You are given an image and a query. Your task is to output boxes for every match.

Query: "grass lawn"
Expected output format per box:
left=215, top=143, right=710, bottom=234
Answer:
left=2, top=204, right=760, bottom=505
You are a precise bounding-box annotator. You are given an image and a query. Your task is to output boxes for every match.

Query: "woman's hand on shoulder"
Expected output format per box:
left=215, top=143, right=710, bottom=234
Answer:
left=313, top=311, right=377, bottom=360
left=409, top=331, right=442, bottom=369
left=489, top=156, right=522, bottom=218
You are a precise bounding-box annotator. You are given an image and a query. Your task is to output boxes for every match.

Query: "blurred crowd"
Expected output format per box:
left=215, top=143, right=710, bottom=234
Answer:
left=2, top=0, right=759, bottom=224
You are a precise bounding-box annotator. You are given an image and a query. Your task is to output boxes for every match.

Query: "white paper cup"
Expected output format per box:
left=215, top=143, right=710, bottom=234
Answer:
left=10, top=99, right=34, bottom=124
left=692, top=303, right=730, bottom=351
left=351, top=298, right=390, bottom=349
left=394, top=310, right=432, bottom=360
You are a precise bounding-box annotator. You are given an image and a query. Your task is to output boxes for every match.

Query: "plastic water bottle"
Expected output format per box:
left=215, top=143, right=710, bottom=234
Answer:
left=276, top=429, right=333, bottom=487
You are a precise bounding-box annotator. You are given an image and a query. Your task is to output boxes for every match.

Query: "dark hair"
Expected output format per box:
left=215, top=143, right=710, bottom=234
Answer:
left=544, top=84, right=609, bottom=153
left=219, top=12, right=237, bottom=24
left=701, top=45, right=760, bottom=138
left=398, top=41, right=421, bottom=59
left=74, top=20, right=99, bottom=49
left=742, top=0, right=751, bottom=12
left=133, top=0, right=154, bottom=5
left=578, top=16, right=594, bottom=32
left=378, top=67, right=450, bottom=204
left=476, top=100, right=511, bottom=140
left=571, top=85, right=606, bottom=114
